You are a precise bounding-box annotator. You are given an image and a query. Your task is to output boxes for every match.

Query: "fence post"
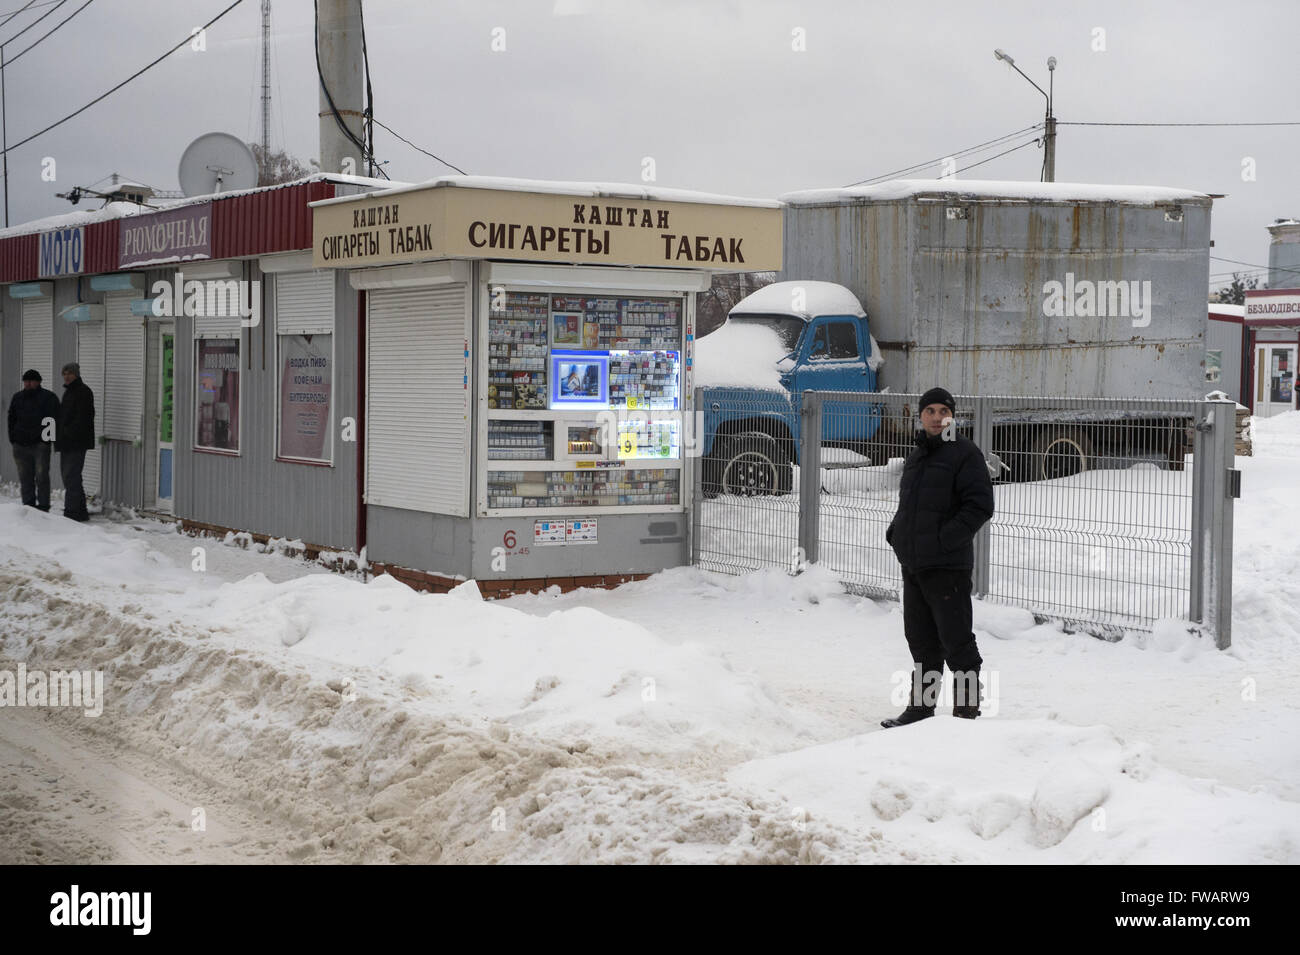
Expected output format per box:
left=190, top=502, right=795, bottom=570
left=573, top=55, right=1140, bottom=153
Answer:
left=971, top=395, right=993, bottom=598
left=1208, top=400, right=1237, bottom=649
left=797, top=390, right=822, bottom=569
left=1192, top=399, right=1238, bottom=649
left=1189, top=401, right=1207, bottom=627
left=689, top=387, right=701, bottom=568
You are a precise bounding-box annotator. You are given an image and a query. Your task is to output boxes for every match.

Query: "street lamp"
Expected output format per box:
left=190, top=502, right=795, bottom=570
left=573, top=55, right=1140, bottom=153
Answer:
left=994, top=49, right=1057, bottom=181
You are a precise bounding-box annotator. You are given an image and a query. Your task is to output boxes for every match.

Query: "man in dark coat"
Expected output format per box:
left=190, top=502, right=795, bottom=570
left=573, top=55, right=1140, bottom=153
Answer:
left=7, top=369, right=61, bottom=511
left=56, top=362, right=95, bottom=522
left=882, top=386, right=995, bottom=727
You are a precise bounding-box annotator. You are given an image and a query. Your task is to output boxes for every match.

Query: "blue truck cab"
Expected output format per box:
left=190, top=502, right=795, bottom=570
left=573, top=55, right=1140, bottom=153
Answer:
left=696, top=281, right=882, bottom=496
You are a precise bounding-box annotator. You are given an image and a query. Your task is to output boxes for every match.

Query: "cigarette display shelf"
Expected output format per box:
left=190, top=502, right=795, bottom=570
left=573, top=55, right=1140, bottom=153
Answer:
left=487, top=467, right=681, bottom=509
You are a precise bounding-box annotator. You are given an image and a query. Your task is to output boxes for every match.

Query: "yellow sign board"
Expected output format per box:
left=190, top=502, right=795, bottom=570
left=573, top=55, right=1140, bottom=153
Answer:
left=312, top=184, right=782, bottom=271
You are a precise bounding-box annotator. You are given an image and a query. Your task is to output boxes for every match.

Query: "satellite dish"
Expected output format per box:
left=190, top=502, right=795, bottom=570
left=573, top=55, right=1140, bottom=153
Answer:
left=178, top=133, right=259, bottom=197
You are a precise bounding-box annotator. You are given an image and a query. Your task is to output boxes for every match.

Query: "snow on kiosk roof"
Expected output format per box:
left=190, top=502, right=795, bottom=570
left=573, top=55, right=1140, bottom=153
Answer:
left=310, top=175, right=783, bottom=271
left=781, top=178, right=1214, bottom=206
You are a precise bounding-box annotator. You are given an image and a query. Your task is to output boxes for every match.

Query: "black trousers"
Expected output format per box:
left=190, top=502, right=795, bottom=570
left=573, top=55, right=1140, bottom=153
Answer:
left=901, top=567, right=982, bottom=708
left=12, top=443, right=52, bottom=510
left=60, top=448, right=88, bottom=519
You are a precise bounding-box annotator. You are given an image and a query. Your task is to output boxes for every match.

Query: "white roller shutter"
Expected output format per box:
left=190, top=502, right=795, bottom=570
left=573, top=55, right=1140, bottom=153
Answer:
left=21, top=297, right=53, bottom=385
left=104, top=291, right=144, bottom=440
left=193, top=280, right=246, bottom=339
left=277, top=271, right=335, bottom=335
left=77, top=321, right=105, bottom=496
left=367, top=285, right=470, bottom=515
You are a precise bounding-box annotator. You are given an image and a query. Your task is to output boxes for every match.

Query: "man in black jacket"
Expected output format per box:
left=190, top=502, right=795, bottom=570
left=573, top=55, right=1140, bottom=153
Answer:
left=7, top=369, right=61, bottom=511
left=882, top=387, right=995, bottom=728
left=56, top=362, right=95, bottom=522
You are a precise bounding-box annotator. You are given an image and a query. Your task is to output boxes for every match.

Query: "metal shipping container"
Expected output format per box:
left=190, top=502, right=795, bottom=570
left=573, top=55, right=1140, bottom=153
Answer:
left=780, top=180, right=1213, bottom=399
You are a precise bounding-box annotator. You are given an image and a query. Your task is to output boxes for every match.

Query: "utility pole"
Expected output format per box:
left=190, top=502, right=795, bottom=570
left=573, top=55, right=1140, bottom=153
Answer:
left=1044, top=57, right=1057, bottom=182
left=2, top=42, right=8, bottom=227
left=316, top=0, right=364, bottom=177
left=260, top=0, right=272, bottom=181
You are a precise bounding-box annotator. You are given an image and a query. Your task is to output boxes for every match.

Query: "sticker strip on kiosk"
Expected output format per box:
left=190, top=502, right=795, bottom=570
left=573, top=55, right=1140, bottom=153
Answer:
left=550, top=351, right=608, bottom=407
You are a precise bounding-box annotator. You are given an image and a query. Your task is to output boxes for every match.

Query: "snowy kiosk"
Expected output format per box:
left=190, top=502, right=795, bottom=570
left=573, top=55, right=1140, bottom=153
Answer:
left=310, top=177, right=781, bottom=595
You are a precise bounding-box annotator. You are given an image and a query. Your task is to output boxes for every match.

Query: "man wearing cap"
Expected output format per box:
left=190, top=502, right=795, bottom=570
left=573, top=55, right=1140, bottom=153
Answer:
left=882, top=387, right=995, bottom=728
left=56, top=362, right=95, bottom=522
left=7, top=369, right=61, bottom=512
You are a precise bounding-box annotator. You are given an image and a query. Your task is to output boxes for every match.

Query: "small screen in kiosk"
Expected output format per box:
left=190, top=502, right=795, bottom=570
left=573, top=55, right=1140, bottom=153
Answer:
left=550, top=350, right=608, bottom=406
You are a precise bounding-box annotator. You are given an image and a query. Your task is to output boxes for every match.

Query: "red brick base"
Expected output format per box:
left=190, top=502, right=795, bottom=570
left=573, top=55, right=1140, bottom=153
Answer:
left=369, top=562, right=651, bottom=599
left=178, top=519, right=362, bottom=573
left=177, top=519, right=650, bottom=599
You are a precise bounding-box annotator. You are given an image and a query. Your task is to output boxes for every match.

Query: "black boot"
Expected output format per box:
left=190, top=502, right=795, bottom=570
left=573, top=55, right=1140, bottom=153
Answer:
left=880, top=705, right=935, bottom=729
left=952, top=668, right=982, bottom=719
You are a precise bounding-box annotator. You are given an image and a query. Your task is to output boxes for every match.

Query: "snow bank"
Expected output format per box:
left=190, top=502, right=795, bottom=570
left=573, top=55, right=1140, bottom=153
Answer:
left=731, top=717, right=1300, bottom=862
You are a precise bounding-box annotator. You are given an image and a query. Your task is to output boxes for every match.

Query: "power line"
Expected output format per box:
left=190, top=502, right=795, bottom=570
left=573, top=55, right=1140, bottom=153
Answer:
left=1212, top=255, right=1300, bottom=279
left=371, top=117, right=466, bottom=175
left=843, top=122, right=1042, bottom=187
left=1061, top=121, right=1300, bottom=127
left=6, top=0, right=93, bottom=66
left=2, top=0, right=66, bottom=46
left=1, top=0, right=245, bottom=157
left=950, top=136, right=1042, bottom=175
left=0, top=0, right=48, bottom=32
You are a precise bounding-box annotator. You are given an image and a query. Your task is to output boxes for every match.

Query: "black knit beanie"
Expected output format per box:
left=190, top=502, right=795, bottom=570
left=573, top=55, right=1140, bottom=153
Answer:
left=919, top=386, right=956, bottom=414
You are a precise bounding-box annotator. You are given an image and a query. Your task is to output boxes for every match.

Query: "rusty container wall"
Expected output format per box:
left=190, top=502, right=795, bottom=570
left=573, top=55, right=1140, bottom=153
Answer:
left=782, top=192, right=1213, bottom=398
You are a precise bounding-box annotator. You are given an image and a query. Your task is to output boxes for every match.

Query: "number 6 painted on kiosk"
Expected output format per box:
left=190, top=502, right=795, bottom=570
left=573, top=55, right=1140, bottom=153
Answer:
left=503, top=530, right=517, bottom=549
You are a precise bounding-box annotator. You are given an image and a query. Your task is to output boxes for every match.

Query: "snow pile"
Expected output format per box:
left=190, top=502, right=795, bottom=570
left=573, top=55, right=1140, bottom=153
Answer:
left=192, top=570, right=814, bottom=758
left=730, top=717, right=1298, bottom=862
left=694, top=320, right=788, bottom=390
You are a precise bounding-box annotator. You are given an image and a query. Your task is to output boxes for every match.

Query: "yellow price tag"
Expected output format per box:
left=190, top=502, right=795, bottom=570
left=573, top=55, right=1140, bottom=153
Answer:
left=626, top=395, right=639, bottom=409
left=619, top=432, right=636, bottom=457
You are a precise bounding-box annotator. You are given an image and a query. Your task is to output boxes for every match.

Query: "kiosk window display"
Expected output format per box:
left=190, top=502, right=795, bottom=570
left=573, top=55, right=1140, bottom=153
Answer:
left=482, top=289, right=688, bottom=514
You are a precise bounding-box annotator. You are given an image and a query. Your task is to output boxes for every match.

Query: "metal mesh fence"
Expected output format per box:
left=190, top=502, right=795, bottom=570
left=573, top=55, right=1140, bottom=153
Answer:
left=694, top=388, right=1231, bottom=637
left=691, top=395, right=800, bottom=575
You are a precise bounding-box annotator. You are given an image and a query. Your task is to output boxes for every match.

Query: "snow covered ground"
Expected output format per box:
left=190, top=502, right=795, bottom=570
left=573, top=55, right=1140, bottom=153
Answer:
left=1, top=414, right=1297, bottom=864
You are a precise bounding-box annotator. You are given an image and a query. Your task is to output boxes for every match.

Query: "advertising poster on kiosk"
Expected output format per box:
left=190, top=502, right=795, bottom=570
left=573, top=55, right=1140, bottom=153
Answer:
left=279, top=334, right=333, bottom=461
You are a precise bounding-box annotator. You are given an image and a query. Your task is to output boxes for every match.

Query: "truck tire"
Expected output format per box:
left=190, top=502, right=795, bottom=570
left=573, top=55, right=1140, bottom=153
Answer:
left=1029, top=426, right=1093, bottom=481
left=715, top=433, right=793, bottom=497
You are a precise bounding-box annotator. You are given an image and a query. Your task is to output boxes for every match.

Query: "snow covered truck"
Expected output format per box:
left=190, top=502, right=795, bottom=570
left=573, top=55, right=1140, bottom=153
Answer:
left=696, top=179, right=1213, bottom=494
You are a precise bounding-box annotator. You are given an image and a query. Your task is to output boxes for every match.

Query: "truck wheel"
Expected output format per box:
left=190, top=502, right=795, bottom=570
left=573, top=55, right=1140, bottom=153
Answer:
left=718, top=434, right=793, bottom=497
left=1030, top=427, right=1093, bottom=481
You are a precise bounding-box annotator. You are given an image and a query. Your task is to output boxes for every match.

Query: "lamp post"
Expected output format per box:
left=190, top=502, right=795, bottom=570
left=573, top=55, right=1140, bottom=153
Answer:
left=994, top=49, right=1057, bottom=182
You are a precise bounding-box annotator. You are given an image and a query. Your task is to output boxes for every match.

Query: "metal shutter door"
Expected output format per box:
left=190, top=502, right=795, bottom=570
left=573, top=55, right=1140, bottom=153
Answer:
left=194, top=281, right=244, bottom=339
left=21, top=297, right=53, bottom=384
left=77, top=321, right=105, bottom=496
left=104, top=291, right=144, bottom=440
left=276, top=271, right=335, bottom=335
left=367, top=285, right=469, bottom=515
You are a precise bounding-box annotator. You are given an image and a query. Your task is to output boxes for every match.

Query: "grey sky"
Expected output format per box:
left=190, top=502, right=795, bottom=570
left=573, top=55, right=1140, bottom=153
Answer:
left=3, top=0, right=1295, bottom=291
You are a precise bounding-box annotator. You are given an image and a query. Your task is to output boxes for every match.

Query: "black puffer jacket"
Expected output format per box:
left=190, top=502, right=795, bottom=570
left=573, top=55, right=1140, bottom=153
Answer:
left=886, top=430, right=995, bottom=572
left=7, top=386, right=61, bottom=446
left=56, top=377, right=95, bottom=452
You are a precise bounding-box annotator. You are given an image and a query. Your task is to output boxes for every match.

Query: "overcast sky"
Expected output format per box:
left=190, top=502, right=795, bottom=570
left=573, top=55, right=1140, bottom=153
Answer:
left=3, top=0, right=1295, bottom=292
